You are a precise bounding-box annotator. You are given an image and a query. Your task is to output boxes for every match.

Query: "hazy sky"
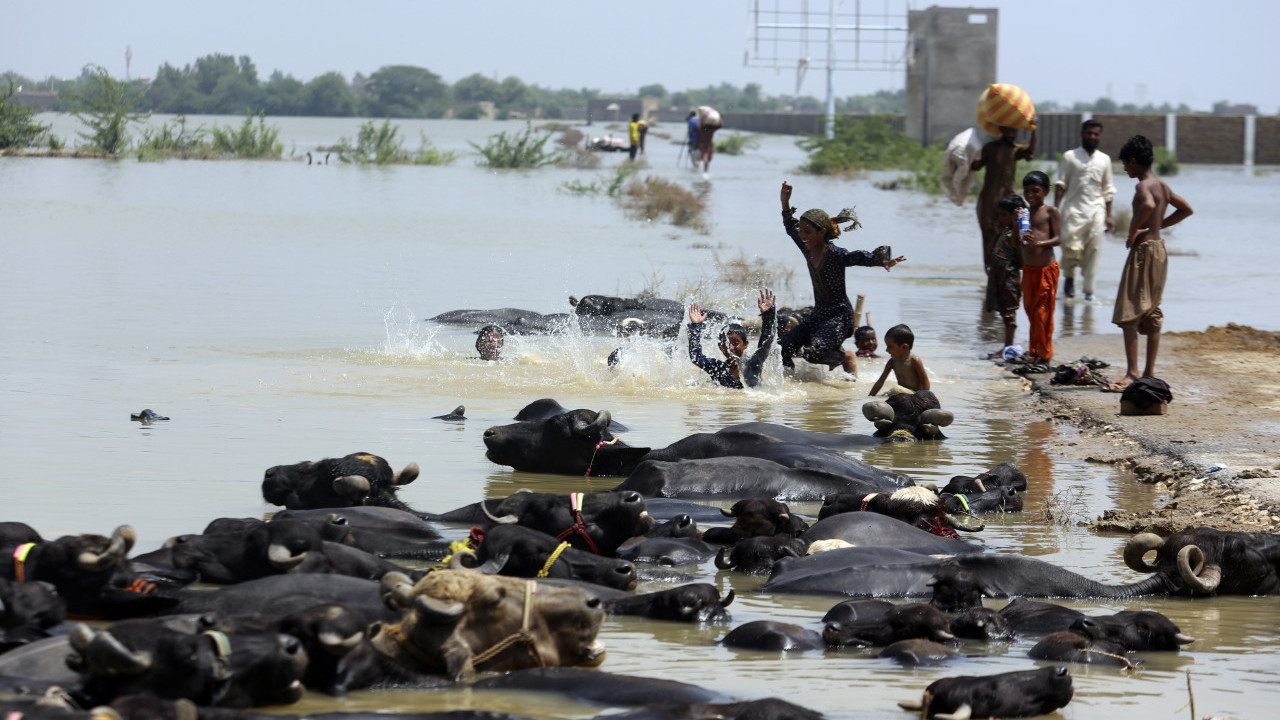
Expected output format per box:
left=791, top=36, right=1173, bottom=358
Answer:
left=3, top=0, right=1275, bottom=112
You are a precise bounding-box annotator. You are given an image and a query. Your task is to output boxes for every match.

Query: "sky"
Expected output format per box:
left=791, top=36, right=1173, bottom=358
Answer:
left=3, top=0, right=1276, bottom=113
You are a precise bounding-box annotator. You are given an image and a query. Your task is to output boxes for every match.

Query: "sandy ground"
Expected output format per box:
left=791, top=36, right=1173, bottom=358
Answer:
left=999, top=322, right=1280, bottom=535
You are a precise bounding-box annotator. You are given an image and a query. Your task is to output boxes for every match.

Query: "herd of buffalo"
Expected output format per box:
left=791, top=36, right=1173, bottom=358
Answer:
left=3, top=395, right=1279, bottom=720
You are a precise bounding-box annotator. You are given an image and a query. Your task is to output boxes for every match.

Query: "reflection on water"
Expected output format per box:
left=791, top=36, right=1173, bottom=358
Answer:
left=2, top=118, right=1279, bottom=718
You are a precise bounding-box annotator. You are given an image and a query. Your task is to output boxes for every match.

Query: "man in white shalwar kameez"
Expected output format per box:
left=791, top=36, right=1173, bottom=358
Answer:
left=1054, top=119, right=1117, bottom=301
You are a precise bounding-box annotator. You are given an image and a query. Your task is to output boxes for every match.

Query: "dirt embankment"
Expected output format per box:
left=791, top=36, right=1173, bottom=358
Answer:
left=1007, top=323, right=1280, bottom=535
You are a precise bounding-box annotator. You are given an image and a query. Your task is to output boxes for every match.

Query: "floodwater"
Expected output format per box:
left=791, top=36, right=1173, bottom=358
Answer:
left=2, top=114, right=1278, bottom=719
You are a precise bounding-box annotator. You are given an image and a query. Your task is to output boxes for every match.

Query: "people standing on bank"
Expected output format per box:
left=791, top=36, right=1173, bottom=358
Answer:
left=971, top=122, right=1037, bottom=310
left=628, top=113, right=640, bottom=161
left=1104, top=134, right=1193, bottom=391
left=778, top=181, right=904, bottom=376
left=695, top=106, right=723, bottom=175
left=1055, top=119, right=1117, bottom=301
left=1020, top=171, right=1061, bottom=364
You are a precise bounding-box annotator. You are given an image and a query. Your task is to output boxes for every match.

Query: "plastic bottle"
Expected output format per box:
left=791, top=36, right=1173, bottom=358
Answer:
left=1016, top=207, right=1031, bottom=239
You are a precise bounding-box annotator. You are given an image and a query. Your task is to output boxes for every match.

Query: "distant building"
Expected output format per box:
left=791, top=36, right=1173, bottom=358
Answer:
left=585, top=98, right=657, bottom=125
left=905, top=6, right=998, bottom=144
left=12, top=91, right=58, bottom=111
left=1213, top=101, right=1258, bottom=116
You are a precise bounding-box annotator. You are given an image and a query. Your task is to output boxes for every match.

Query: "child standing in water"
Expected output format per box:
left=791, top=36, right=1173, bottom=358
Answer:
left=778, top=181, right=905, bottom=376
left=1020, top=170, right=1061, bottom=363
left=868, top=324, right=930, bottom=396
left=687, top=289, right=776, bottom=389
left=986, top=194, right=1027, bottom=359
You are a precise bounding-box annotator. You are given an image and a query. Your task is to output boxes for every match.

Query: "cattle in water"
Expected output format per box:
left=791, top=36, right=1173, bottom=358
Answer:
left=261, top=453, right=422, bottom=515
left=428, top=307, right=570, bottom=334
left=714, top=536, right=807, bottom=575
left=452, top=525, right=638, bottom=590
left=1027, top=631, right=1139, bottom=669
left=64, top=619, right=308, bottom=708
left=879, top=638, right=958, bottom=666
left=948, top=607, right=1013, bottom=641
left=540, top=581, right=734, bottom=624
left=431, top=491, right=653, bottom=556
left=801, top=513, right=983, bottom=557
left=861, top=390, right=954, bottom=441
left=897, top=666, right=1074, bottom=719
left=720, top=620, right=825, bottom=652
left=942, top=484, right=1022, bottom=515
left=469, top=666, right=730, bottom=707
left=940, top=461, right=1028, bottom=494
left=272, top=507, right=448, bottom=560
left=615, top=456, right=895, bottom=502
left=822, top=602, right=955, bottom=648
left=703, top=498, right=809, bottom=544
left=1123, top=527, right=1280, bottom=596
left=816, top=486, right=984, bottom=534
left=334, top=569, right=606, bottom=689
left=0, top=576, right=64, bottom=651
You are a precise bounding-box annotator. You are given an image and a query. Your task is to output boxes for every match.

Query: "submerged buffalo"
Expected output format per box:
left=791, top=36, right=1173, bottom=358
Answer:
left=898, top=666, right=1073, bottom=719
left=261, top=453, right=421, bottom=514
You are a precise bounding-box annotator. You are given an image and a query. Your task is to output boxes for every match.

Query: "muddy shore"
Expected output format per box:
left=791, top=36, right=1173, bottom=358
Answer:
left=997, top=322, right=1280, bottom=535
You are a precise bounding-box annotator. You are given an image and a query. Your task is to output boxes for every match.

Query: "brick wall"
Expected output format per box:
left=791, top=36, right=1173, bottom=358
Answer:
left=1257, top=117, right=1280, bottom=165
left=1177, top=115, right=1244, bottom=164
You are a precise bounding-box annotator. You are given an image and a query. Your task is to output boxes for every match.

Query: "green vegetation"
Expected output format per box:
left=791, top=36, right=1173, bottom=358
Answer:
left=136, top=115, right=211, bottom=161
left=798, top=115, right=936, bottom=176
left=66, top=65, right=147, bottom=154
left=620, top=176, right=707, bottom=232
left=470, top=122, right=566, bottom=169
left=0, top=79, right=51, bottom=149
left=715, top=131, right=760, bottom=156
left=334, top=119, right=456, bottom=165
left=560, top=163, right=637, bottom=196
left=1154, top=146, right=1179, bottom=176
left=210, top=112, right=283, bottom=158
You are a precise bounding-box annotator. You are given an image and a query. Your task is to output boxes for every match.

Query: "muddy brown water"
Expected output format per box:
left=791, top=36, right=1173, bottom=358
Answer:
left=2, top=116, right=1279, bottom=718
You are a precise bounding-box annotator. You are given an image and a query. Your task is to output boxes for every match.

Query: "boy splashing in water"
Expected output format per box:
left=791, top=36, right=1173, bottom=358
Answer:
left=778, top=181, right=905, bottom=376
left=687, top=289, right=776, bottom=389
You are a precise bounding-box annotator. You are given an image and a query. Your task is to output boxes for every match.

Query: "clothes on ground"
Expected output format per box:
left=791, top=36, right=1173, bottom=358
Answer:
left=989, top=226, right=1023, bottom=326
left=779, top=206, right=892, bottom=366
left=1056, top=147, right=1117, bottom=296
left=1022, top=261, right=1059, bottom=361
left=1112, top=238, right=1167, bottom=334
left=687, top=307, right=776, bottom=389
left=1120, top=376, right=1174, bottom=409
left=1050, top=361, right=1111, bottom=386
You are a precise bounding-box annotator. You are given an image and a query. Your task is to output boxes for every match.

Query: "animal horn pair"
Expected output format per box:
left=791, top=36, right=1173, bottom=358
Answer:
left=68, top=623, right=152, bottom=676
left=1123, top=533, right=1165, bottom=572
left=1177, top=544, right=1222, bottom=594
left=77, top=526, right=136, bottom=571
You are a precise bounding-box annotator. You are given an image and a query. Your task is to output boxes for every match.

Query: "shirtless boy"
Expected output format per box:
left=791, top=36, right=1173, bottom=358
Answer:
left=1107, top=134, right=1193, bottom=390
left=1020, top=171, right=1060, bottom=363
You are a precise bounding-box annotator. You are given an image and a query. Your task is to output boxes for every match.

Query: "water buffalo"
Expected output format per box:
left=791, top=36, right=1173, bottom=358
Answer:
left=538, top=581, right=734, bottom=623
left=261, top=452, right=421, bottom=514
left=453, top=525, right=638, bottom=590
left=861, top=390, right=955, bottom=441
left=598, top=697, right=823, bottom=720
left=470, top=667, right=728, bottom=706
left=940, top=461, right=1028, bottom=494
left=615, top=456, right=896, bottom=502
left=66, top=620, right=308, bottom=708
left=617, top=534, right=717, bottom=567
left=273, top=507, right=448, bottom=560
left=1123, top=526, right=1280, bottom=596
left=432, top=491, right=653, bottom=556
left=335, top=569, right=605, bottom=688
left=428, top=307, right=569, bottom=334
left=173, top=574, right=398, bottom=624
left=948, top=607, right=1013, bottom=641
left=816, top=486, right=984, bottom=534
left=879, top=638, right=958, bottom=666
left=720, top=620, right=824, bottom=652
left=714, top=536, right=807, bottom=575
left=898, top=666, right=1074, bottom=719
left=941, top=485, right=1022, bottom=515
left=821, top=598, right=894, bottom=624
left=1028, top=631, right=1138, bottom=669
left=0, top=576, right=64, bottom=651
left=822, top=602, right=954, bottom=648
left=703, top=498, right=809, bottom=544
left=0, top=524, right=181, bottom=619
left=801, top=513, right=984, bottom=556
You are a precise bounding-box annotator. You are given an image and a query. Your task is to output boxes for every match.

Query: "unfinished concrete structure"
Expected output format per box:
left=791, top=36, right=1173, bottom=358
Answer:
left=906, top=6, right=998, bottom=144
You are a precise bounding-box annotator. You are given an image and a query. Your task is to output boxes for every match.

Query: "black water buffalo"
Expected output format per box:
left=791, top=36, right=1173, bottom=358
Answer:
left=1071, top=610, right=1195, bottom=651
left=570, top=295, right=692, bottom=339
left=261, top=452, right=421, bottom=514
left=593, top=697, right=823, bottom=720
left=65, top=620, right=307, bottom=708
left=334, top=569, right=605, bottom=689
left=273, top=507, right=448, bottom=560
left=615, top=456, right=896, bottom=502
left=821, top=598, right=894, bottom=624
left=163, top=519, right=412, bottom=585
left=996, top=597, right=1087, bottom=634
left=432, top=491, right=653, bottom=556
left=822, top=602, right=954, bottom=648
left=471, top=667, right=728, bottom=707
left=174, top=574, right=397, bottom=623
left=898, top=666, right=1073, bottom=719
left=720, top=620, right=824, bottom=652
left=714, top=536, right=807, bottom=575
left=948, top=607, right=1013, bottom=641
left=940, top=461, right=1028, bottom=495
left=1028, top=631, right=1137, bottom=668
left=879, top=638, right=957, bottom=666
left=515, top=398, right=628, bottom=432
left=816, top=486, right=984, bottom=534
left=1123, top=527, right=1280, bottom=596
left=703, top=498, right=809, bottom=544
left=617, top=535, right=717, bottom=567
left=0, top=524, right=181, bottom=619
left=603, top=584, right=734, bottom=623
left=801, top=513, right=984, bottom=556
left=453, top=525, right=637, bottom=590
left=760, top=548, right=1178, bottom=599
left=942, top=485, right=1022, bottom=515
left=428, top=307, right=569, bottom=334
left=0, top=576, right=64, bottom=651
left=861, top=390, right=955, bottom=441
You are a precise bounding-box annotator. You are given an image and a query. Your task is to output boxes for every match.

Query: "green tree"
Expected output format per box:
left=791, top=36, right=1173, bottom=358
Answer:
left=0, top=79, right=51, bottom=148
left=261, top=72, right=307, bottom=116
left=303, top=72, right=357, bottom=116
left=637, top=83, right=666, bottom=99
left=363, top=65, right=448, bottom=117
left=66, top=65, right=147, bottom=154
left=454, top=73, right=500, bottom=103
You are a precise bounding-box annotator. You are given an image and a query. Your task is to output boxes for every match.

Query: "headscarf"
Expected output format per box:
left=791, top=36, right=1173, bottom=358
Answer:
left=800, top=207, right=862, bottom=240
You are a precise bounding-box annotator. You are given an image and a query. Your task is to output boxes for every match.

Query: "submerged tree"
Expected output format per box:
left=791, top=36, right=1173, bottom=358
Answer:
left=66, top=65, right=147, bottom=154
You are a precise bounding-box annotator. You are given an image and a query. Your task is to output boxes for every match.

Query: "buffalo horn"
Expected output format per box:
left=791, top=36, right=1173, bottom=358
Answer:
left=318, top=631, right=365, bottom=655
left=919, top=408, right=955, bottom=427
left=1123, top=533, right=1166, bottom=572
left=69, top=623, right=153, bottom=676
left=720, top=507, right=735, bottom=518
left=573, top=410, right=612, bottom=436
left=719, top=589, right=735, bottom=607
left=479, top=500, right=518, bottom=525
left=932, top=628, right=956, bottom=642
left=862, top=400, right=895, bottom=423
left=471, top=551, right=511, bottom=576
left=934, top=704, right=973, bottom=720
left=267, top=543, right=307, bottom=570
left=1175, top=633, right=1196, bottom=645
left=77, top=526, right=136, bottom=571
left=394, top=462, right=420, bottom=486
left=413, top=595, right=465, bottom=625
left=380, top=571, right=416, bottom=611
left=1177, top=545, right=1222, bottom=594
left=714, top=548, right=735, bottom=570
left=332, top=475, right=371, bottom=498
left=942, top=512, right=984, bottom=532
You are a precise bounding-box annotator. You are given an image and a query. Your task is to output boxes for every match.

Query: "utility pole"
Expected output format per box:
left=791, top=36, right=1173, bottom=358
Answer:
left=125, top=45, right=132, bottom=81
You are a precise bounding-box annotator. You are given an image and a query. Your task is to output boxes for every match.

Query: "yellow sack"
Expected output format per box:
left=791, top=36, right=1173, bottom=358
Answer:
left=976, top=84, right=1036, bottom=136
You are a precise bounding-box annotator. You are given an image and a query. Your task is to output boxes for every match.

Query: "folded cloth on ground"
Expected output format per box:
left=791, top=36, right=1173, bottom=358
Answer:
left=1120, top=376, right=1174, bottom=409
